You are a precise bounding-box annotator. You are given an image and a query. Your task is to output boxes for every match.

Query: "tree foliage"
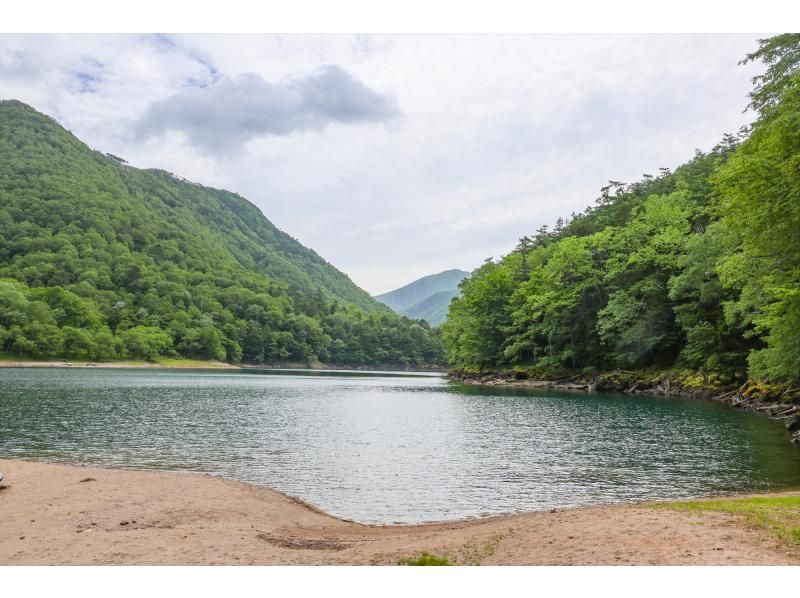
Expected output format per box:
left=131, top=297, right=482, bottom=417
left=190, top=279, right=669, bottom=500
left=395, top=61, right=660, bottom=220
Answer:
left=713, top=73, right=800, bottom=381
left=742, top=33, right=800, bottom=116
left=0, top=101, right=443, bottom=366
left=443, top=34, right=800, bottom=384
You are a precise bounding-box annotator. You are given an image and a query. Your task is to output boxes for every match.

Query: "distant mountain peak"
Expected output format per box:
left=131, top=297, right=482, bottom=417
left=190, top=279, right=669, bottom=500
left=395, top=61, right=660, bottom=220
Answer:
left=375, top=269, right=470, bottom=326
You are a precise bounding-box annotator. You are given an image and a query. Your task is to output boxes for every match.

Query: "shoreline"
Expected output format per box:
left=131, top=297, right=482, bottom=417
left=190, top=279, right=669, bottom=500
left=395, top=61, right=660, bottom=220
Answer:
left=1, top=458, right=799, bottom=565
left=0, top=358, right=445, bottom=374
left=448, top=371, right=800, bottom=445
left=0, top=358, right=240, bottom=369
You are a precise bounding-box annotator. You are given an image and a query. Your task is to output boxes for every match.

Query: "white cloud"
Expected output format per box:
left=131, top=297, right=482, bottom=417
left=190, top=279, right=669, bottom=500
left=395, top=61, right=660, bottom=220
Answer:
left=135, top=65, right=401, bottom=154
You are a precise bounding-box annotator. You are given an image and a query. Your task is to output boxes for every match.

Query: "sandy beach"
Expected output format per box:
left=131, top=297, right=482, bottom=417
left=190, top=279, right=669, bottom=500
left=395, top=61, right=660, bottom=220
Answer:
left=1, top=459, right=799, bottom=565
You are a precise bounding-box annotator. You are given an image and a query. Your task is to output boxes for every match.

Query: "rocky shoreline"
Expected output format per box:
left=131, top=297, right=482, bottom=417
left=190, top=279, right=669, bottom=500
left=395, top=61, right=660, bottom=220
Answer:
left=448, top=370, right=800, bottom=445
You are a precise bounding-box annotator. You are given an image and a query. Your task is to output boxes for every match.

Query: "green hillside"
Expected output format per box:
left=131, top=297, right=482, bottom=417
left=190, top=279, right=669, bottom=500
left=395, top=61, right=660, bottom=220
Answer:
left=0, top=100, right=443, bottom=366
left=375, top=269, right=468, bottom=325
left=403, top=290, right=460, bottom=327
left=442, top=34, right=800, bottom=386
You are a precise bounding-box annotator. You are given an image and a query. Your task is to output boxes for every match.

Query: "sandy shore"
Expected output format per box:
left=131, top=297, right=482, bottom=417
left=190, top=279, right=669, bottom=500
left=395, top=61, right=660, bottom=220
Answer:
left=2, top=459, right=799, bottom=565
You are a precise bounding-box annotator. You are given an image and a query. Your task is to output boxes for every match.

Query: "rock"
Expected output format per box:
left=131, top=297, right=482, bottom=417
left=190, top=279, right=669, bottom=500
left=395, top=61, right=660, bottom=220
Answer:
left=79, top=477, right=96, bottom=483
left=786, top=415, right=800, bottom=433
left=119, top=521, right=130, bottom=526
left=597, top=381, right=622, bottom=391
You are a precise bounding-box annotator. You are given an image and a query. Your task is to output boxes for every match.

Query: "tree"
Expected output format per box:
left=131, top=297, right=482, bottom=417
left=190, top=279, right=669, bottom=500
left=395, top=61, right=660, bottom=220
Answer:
left=714, top=72, right=800, bottom=382
left=742, top=34, right=800, bottom=116
left=119, top=326, right=173, bottom=361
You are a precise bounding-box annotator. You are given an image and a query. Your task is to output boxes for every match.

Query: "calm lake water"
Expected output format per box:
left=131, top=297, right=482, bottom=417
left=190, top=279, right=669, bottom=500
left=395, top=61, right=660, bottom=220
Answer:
left=2, top=367, right=800, bottom=523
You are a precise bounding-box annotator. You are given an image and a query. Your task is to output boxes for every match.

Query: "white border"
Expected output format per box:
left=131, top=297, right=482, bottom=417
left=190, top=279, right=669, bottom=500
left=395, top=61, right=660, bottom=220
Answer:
left=4, top=566, right=800, bottom=598
left=3, top=4, right=800, bottom=596
left=0, top=0, right=798, bottom=33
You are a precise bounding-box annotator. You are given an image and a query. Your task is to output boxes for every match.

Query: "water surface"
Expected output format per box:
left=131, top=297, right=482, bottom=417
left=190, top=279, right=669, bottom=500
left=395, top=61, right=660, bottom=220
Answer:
left=1, top=367, right=799, bottom=524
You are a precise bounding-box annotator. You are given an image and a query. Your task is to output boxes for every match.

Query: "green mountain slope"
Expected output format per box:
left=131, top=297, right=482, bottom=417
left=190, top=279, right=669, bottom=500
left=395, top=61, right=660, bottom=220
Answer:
left=375, top=269, right=469, bottom=325
left=402, top=289, right=460, bottom=327
left=0, top=100, right=443, bottom=366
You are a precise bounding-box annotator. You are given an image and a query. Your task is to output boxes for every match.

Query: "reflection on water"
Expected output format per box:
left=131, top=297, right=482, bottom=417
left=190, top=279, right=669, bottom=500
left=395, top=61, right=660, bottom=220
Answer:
left=1, top=367, right=799, bottom=524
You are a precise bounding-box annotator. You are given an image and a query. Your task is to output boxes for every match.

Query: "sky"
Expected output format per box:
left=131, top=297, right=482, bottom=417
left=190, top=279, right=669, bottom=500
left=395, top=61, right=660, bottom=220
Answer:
left=0, top=33, right=765, bottom=294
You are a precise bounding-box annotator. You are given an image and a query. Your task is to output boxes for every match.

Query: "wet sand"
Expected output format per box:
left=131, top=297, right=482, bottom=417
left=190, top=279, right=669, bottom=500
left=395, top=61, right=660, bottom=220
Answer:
left=2, top=459, right=799, bottom=565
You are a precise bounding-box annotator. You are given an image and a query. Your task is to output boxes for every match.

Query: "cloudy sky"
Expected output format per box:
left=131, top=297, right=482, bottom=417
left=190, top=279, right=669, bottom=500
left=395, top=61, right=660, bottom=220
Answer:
left=0, top=34, right=764, bottom=294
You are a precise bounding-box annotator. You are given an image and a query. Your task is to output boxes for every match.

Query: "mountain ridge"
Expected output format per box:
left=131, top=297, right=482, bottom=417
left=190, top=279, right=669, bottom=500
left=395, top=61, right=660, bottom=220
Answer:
left=375, top=269, right=469, bottom=326
left=0, top=99, right=380, bottom=312
left=0, top=99, right=443, bottom=366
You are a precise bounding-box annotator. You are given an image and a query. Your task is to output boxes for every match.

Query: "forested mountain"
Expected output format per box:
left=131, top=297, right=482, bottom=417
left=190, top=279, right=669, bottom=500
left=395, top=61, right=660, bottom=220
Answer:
left=376, top=269, right=468, bottom=326
left=443, top=34, right=800, bottom=386
left=0, top=100, right=443, bottom=366
left=402, top=289, right=460, bottom=327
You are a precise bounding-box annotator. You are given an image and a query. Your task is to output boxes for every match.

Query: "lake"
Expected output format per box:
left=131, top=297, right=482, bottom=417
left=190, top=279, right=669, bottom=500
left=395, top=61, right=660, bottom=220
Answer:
left=1, top=367, right=799, bottom=524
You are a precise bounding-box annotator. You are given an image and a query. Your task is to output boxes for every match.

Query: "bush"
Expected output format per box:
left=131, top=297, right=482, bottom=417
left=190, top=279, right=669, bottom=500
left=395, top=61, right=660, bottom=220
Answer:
left=397, top=552, right=452, bottom=566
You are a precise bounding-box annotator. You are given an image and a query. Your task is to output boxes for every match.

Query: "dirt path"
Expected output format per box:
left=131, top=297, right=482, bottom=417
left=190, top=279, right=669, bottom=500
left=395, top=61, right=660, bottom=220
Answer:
left=1, top=459, right=798, bottom=565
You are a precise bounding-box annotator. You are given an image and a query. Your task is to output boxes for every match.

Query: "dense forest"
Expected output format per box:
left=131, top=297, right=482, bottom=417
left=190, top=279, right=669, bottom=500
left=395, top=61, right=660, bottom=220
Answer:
left=0, top=100, right=443, bottom=366
left=443, top=34, right=800, bottom=386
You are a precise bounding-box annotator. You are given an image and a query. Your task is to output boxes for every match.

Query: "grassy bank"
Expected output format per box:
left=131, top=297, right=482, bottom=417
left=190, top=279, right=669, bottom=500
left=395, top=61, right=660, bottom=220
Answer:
left=0, top=355, right=446, bottom=373
left=653, top=495, right=800, bottom=546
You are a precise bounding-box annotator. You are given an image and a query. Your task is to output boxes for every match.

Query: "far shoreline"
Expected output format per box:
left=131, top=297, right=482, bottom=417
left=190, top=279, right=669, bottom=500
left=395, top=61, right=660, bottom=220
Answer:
left=0, top=358, right=240, bottom=369
left=0, top=357, right=446, bottom=374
